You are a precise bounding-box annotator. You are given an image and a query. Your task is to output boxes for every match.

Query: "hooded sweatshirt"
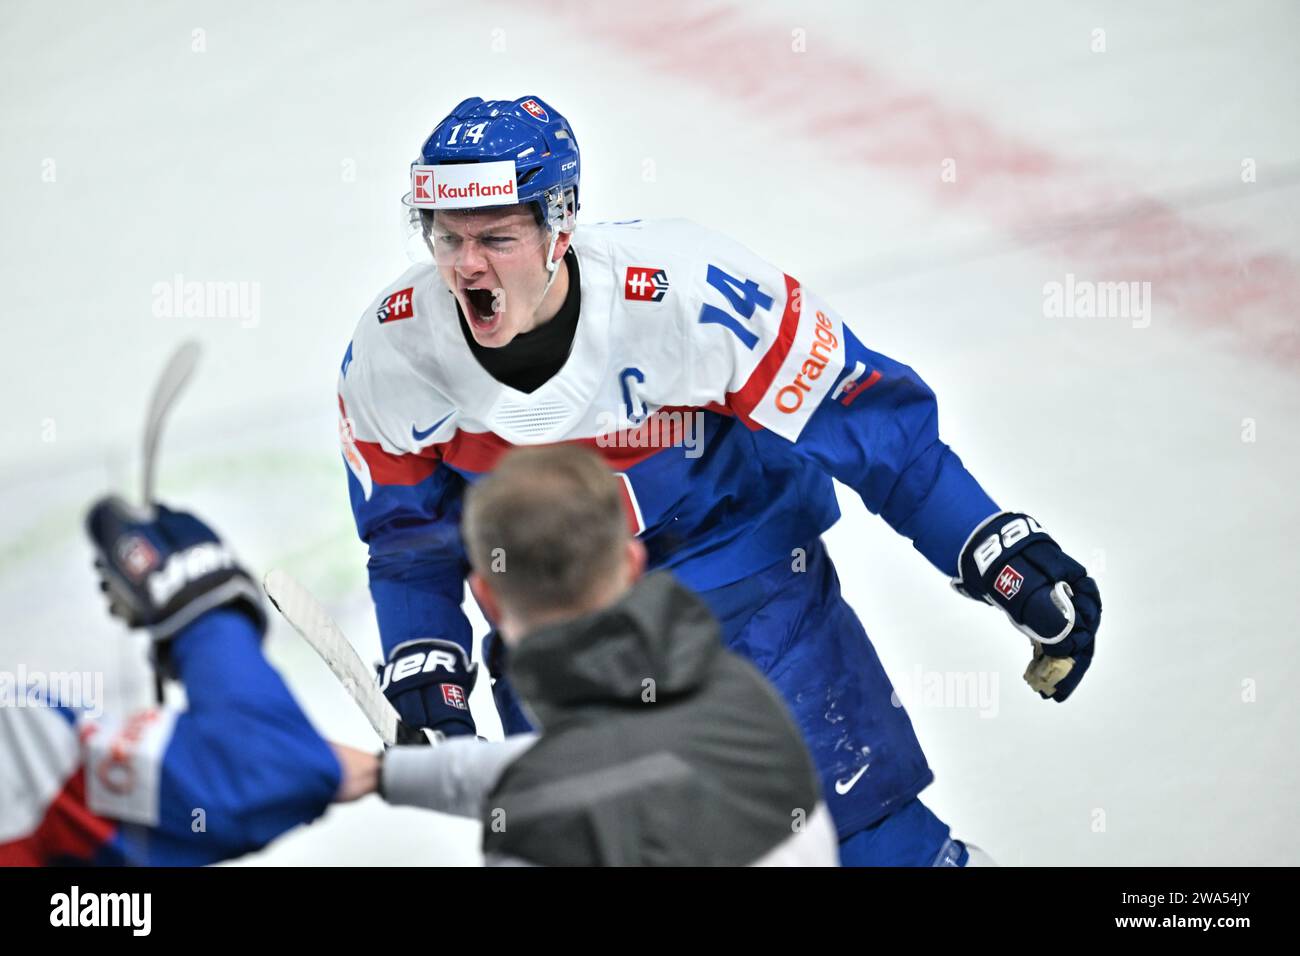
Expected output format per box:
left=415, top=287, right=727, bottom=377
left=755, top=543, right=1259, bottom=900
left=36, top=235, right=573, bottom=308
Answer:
left=382, top=571, right=837, bottom=866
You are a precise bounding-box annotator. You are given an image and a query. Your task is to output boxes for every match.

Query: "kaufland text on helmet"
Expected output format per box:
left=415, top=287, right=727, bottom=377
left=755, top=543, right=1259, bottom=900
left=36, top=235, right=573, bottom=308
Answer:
left=440, top=180, right=515, bottom=201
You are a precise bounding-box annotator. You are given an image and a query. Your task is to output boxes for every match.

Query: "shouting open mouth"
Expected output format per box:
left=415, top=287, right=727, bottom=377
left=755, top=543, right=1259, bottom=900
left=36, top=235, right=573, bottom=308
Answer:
left=462, top=286, right=501, bottom=336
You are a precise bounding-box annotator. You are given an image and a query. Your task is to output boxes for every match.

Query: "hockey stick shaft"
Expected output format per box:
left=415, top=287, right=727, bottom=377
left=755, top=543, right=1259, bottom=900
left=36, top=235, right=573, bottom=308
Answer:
left=263, top=569, right=399, bottom=747
left=139, top=339, right=202, bottom=703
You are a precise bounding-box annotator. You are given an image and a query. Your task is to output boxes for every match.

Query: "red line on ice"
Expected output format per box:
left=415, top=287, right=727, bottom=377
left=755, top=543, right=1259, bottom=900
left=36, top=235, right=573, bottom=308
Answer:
left=519, top=0, right=1300, bottom=362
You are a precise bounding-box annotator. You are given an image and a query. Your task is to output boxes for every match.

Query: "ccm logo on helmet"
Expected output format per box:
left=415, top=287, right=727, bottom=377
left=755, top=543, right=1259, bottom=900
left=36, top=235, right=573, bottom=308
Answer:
left=775, top=310, right=840, bottom=414
left=378, top=648, right=461, bottom=692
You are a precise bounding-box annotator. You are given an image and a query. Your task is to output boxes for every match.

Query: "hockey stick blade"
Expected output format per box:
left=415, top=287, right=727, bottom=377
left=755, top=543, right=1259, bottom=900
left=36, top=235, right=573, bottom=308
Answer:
left=263, top=569, right=399, bottom=747
left=141, top=339, right=202, bottom=517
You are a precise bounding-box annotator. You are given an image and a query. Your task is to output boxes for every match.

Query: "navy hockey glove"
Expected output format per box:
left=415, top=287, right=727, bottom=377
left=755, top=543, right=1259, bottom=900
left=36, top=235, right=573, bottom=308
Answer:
left=378, top=638, right=478, bottom=738
left=85, top=495, right=266, bottom=670
left=954, top=512, right=1101, bottom=702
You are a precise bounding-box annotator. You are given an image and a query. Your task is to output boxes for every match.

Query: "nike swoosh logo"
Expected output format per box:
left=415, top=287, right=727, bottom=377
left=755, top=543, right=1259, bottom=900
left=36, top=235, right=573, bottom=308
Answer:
left=834, top=763, right=870, bottom=796
left=412, top=411, right=454, bottom=443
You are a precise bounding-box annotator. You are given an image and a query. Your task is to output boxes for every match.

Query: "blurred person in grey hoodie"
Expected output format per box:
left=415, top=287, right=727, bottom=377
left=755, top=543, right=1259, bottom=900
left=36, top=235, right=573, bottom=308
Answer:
left=371, top=444, right=838, bottom=866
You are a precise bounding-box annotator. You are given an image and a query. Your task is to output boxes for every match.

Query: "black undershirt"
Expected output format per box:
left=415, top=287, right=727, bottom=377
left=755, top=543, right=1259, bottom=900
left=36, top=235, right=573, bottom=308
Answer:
left=457, top=249, right=581, bottom=394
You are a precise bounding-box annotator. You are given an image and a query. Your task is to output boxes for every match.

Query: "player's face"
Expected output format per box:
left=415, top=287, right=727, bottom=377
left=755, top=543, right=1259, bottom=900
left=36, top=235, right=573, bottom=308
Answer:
left=429, top=207, right=554, bottom=348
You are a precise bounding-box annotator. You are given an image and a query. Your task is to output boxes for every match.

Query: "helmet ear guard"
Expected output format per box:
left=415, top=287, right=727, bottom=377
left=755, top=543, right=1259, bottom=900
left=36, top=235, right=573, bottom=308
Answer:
left=540, top=184, right=577, bottom=283
left=538, top=185, right=577, bottom=297
left=542, top=184, right=578, bottom=235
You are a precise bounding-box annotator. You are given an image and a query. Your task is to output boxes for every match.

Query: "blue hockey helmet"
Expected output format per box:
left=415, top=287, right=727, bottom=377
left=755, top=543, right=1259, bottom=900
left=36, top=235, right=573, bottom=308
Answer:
left=405, top=95, right=580, bottom=237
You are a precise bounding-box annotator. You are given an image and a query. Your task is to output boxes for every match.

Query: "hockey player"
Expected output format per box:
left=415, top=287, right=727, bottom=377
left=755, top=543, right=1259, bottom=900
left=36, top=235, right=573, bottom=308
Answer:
left=0, top=497, right=371, bottom=865
left=337, top=95, right=1102, bottom=866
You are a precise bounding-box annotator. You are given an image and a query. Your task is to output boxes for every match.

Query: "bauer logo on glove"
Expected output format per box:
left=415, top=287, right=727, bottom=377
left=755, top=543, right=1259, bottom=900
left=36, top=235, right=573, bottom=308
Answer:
left=377, top=638, right=479, bottom=737
left=954, top=511, right=1102, bottom=702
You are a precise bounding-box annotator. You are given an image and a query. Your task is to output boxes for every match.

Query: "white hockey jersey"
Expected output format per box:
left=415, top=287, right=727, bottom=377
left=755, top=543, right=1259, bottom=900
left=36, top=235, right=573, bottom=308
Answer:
left=338, top=216, right=995, bottom=636
left=337, top=218, right=999, bottom=836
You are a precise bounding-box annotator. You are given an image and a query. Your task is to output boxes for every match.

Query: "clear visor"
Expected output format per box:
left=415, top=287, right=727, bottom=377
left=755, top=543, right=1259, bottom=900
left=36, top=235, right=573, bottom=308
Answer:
left=402, top=205, right=551, bottom=267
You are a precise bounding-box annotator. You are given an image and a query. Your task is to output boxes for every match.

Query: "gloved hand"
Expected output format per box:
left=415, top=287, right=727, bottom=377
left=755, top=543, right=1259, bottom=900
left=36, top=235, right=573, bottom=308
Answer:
left=378, top=638, right=478, bottom=737
left=85, top=495, right=266, bottom=672
left=953, top=512, right=1101, bottom=702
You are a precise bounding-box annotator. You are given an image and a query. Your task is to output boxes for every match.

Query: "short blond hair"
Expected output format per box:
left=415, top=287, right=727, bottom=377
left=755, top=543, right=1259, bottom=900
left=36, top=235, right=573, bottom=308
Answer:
left=461, top=445, right=628, bottom=616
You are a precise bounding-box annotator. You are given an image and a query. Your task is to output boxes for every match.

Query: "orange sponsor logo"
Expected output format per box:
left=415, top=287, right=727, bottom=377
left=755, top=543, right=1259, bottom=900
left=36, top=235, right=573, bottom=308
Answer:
left=775, top=310, right=839, bottom=414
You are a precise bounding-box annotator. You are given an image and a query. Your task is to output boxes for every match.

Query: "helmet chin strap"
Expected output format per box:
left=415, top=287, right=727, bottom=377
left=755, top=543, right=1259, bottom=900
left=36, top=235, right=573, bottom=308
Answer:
left=540, top=227, right=565, bottom=297
left=540, top=230, right=561, bottom=290
left=519, top=229, right=566, bottom=333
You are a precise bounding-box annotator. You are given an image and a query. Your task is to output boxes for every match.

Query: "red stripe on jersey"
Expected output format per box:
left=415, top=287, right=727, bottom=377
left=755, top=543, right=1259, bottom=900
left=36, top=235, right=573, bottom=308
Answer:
left=345, top=396, right=738, bottom=491
left=436, top=406, right=719, bottom=474
left=726, top=274, right=802, bottom=429
left=0, top=768, right=117, bottom=866
left=615, top=473, right=646, bottom=535
left=436, top=427, right=514, bottom=474
left=353, top=439, right=440, bottom=486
